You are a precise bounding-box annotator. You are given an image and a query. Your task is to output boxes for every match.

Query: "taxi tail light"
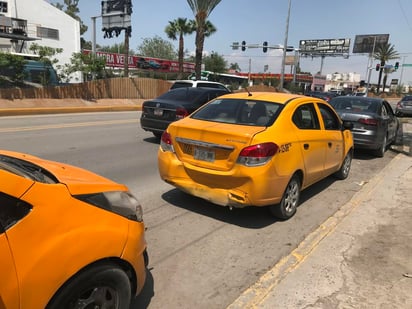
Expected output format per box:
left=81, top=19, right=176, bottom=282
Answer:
left=160, top=131, right=175, bottom=152
left=237, top=142, right=278, bottom=166
left=358, top=118, right=378, bottom=126
left=176, top=107, right=189, bottom=120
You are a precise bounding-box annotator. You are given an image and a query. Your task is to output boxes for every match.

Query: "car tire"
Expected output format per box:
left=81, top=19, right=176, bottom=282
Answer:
left=269, top=174, right=300, bottom=220
left=46, top=263, right=131, bottom=309
left=374, top=134, right=387, bottom=157
left=394, top=124, right=403, bottom=145
left=334, top=151, right=352, bottom=180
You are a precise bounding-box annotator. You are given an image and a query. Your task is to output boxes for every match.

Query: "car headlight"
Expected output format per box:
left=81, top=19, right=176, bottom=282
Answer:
left=74, top=191, right=143, bottom=222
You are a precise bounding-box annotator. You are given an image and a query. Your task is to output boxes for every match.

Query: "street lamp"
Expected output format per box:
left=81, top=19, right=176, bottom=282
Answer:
left=280, top=0, right=292, bottom=90
left=91, top=15, right=101, bottom=55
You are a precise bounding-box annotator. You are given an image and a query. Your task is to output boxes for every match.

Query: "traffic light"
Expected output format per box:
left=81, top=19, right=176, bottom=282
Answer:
left=394, top=62, right=399, bottom=70
left=241, top=41, right=246, bottom=51
left=263, top=41, right=268, bottom=53
left=375, top=63, right=380, bottom=71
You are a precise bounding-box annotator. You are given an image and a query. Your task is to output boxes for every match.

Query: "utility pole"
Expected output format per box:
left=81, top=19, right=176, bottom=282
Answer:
left=399, top=56, right=407, bottom=87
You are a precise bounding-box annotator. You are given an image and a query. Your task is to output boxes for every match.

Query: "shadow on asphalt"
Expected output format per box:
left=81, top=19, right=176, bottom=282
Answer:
left=161, top=188, right=278, bottom=228
left=143, top=136, right=161, bottom=144
left=160, top=170, right=344, bottom=229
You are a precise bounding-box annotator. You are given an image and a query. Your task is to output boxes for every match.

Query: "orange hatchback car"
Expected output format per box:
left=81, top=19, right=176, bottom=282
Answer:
left=0, top=150, right=148, bottom=309
left=158, top=92, right=354, bottom=220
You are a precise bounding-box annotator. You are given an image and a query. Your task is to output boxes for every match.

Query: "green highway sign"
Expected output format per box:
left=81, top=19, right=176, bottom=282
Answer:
left=402, top=64, right=412, bottom=67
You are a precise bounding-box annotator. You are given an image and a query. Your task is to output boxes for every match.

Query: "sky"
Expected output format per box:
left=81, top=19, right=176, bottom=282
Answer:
left=52, top=0, right=412, bottom=85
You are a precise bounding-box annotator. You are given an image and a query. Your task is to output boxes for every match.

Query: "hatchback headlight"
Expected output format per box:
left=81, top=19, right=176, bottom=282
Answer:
left=74, top=191, right=143, bottom=222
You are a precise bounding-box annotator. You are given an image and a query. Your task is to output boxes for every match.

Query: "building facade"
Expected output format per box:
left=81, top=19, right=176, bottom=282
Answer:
left=0, top=0, right=81, bottom=82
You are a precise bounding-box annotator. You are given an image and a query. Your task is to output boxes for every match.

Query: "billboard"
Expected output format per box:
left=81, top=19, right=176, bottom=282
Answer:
left=83, top=50, right=195, bottom=73
left=299, top=39, right=351, bottom=57
left=352, top=34, right=389, bottom=53
left=101, top=0, right=132, bottom=38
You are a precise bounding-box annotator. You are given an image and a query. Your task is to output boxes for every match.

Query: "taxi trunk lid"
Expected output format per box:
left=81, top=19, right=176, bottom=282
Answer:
left=170, top=118, right=266, bottom=171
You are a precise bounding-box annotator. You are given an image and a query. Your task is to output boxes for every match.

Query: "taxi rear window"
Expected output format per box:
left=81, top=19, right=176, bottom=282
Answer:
left=191, top=98, right=282, bottom=126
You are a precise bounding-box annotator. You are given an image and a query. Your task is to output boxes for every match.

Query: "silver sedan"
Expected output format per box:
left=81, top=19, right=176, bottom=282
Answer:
left=330, top=96, right=400, bottom=157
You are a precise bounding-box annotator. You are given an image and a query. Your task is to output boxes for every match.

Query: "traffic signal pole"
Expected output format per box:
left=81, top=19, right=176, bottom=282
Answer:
left=280, top=0, right=292, bottom=90
left=365, top=36, right=377, bottom=95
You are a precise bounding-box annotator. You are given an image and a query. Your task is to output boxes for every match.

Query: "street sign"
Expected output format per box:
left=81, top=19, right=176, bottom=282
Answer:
left=299, top=38, right=350, bottom=57
left=402, top=64, right=412, bottom=67
left=231, top=42, right=239, bottom=50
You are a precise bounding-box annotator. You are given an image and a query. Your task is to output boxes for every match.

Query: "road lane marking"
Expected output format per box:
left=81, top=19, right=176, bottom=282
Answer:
left=0, top=119, right=138, bottom=133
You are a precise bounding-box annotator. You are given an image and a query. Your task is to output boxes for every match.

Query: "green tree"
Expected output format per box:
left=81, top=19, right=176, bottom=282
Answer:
left=187, top=0, right=222, bottom=79
left=99, top=43, right=135, bottom=55
left=229, top=62, right=241, bottom=72
left=137, top=36, right=177, bottom=60
left=0, top=53, right=26, bottom=85
left=61, top=52, right=107, bottom=82
left=165, top=18, right=196, bottom=79
left=373, top=43, right=399, bottom=94
left=203, top=51, right=226, bottom=73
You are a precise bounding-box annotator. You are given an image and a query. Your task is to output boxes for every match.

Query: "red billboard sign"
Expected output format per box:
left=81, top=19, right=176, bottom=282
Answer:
left=82, top=50, right=195, bottom=73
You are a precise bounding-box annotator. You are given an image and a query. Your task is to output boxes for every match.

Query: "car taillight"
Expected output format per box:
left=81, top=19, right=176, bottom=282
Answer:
left=160, top=131, right=174, bottom=152
left=237, top=142, right=278, bottom=166
left=176, top=108, right=189, bottom=120
left=358, top=118, right=378, bottom=126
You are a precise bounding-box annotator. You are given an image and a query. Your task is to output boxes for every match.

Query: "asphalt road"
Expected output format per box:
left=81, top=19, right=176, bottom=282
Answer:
left=0, top=111, right=398, bottom=309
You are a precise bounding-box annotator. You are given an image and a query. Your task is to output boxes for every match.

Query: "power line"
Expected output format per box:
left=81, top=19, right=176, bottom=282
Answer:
left=397, top=0, right=412, bottom=33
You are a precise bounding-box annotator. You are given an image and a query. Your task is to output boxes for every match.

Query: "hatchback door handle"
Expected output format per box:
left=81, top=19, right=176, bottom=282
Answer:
left=304, top=143, right=309, bottom=150
left=328, top=142, right=332, bottom=148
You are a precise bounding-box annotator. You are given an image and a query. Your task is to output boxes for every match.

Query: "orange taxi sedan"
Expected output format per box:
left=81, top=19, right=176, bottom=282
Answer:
left=158, top=91, right=354, bottom=220
left=0, top=150, right=148, bottom=309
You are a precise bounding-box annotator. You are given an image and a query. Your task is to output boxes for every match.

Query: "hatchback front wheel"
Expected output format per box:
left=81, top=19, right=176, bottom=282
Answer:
left=46, top=263, right=132, bottom=309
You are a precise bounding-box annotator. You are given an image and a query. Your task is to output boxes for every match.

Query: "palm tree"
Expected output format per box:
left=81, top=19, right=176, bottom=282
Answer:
left=187, top=0, right=222, bottom=80
left=165, top=18, right=196, bottom=79
left=373, top=43, right=399, bottom=94
left=203, top=20, right=217, bottom=39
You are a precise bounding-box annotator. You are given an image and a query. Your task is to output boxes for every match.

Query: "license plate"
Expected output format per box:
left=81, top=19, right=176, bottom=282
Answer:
left=194, top=147, right=215, bottom=162
left=154, top=108, right=163, bottom=116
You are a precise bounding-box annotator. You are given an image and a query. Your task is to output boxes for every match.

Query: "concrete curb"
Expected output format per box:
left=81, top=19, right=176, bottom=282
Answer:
left=227, top=153, right=410, bottom=309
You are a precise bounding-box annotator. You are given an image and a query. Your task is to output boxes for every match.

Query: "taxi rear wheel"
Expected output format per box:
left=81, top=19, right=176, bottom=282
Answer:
left=334, top=151, right=352, bottom=180
left=46, top=263, right=131, bottom=309
left=269, top=175, right=300, bottom=220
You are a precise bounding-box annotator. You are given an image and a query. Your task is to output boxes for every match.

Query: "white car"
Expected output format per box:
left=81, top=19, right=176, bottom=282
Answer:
left=170, top=80, right=230, bottom=91
left=353, top=91, right=367, bottom=97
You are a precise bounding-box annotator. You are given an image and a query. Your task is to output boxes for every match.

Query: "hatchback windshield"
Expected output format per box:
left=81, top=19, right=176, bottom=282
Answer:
left=191, top=99, right=282, bottom=126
